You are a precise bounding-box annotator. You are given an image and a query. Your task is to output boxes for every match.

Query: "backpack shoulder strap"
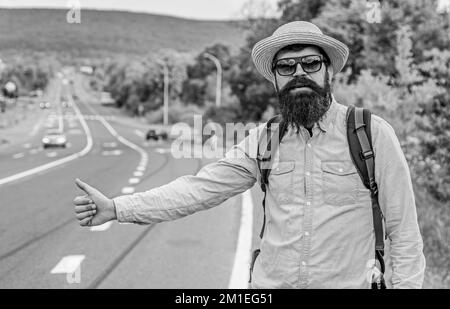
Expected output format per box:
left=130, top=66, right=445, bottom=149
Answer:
left=256, top=115, right=286, bottom=238
left=250, top=115, right=286, bottom=283
left=346, top=105, right=386, bottom=289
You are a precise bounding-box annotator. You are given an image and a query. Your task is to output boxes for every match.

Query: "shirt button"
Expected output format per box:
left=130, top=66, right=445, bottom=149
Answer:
left=304, top=231, right=310, bottom=236
left=338, top=168, right=344, bottom=173
left=307, top=143, right=311, bottom=148
left=302, top=261, right=307, bottom=266
left=306, top=172, right=310, bottom=176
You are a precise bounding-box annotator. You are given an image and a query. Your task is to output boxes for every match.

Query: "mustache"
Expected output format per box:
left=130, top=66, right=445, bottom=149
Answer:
left=280, top=77, right=325, bottom=96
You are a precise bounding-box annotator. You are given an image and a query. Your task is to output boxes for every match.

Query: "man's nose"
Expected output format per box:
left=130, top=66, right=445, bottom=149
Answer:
left=293, top=63, right=307, bottom=77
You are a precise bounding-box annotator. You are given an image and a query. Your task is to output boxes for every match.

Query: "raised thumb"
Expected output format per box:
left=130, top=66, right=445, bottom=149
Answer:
left=75, top=178, right=95, bottom=195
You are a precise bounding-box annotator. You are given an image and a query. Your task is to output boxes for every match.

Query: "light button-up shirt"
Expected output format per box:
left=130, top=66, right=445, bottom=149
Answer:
left=113, top=100, right=426, bottom=289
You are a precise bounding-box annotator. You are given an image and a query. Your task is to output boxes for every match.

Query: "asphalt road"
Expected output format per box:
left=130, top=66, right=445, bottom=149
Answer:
left=0, top=74, right=263, bottom=288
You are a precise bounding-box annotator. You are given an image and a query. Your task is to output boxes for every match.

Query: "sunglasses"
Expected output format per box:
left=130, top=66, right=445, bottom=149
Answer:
left=273, top=55, right=325, bottom=76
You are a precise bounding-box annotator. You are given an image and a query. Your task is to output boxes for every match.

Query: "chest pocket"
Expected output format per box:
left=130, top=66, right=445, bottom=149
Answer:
left=321, top=161, right=358, bottom=206
left=268, top=161, right=295, bottom=205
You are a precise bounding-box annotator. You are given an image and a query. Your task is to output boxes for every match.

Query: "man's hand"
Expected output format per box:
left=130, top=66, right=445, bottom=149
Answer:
left=73, top=178, right=117, bottom=226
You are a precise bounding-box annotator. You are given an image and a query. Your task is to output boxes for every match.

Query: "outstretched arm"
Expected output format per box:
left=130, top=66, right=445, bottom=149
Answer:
left=73, top=130, right=260, bottom=226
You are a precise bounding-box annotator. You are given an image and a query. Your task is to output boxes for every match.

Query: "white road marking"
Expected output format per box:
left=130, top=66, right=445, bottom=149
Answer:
left=155, top=148, right=169, bottom=154
left=134, top=129, right=145, bottom=138
left=90, top=221, right=113, bottom=232
left=0, top=94, right=93, bottom=187
left=81, top=101, right=148, bottom=189
left=101, top=150, right=123, bottom=156
left=228, top=189, right=254, bottom=289
left=121, top=187, right=135, bottom=194
left=102, top=142, right=118, bottom=148
left=50, top=255, right=85, bottom=274
left=13, top=153, right=25, bottom=159
left=133, top=171, right=144, bottom=177
left=29, top=148, right=41, bottom=155
left=129, top=178, right=140, bottom=184
left=23, top=143, right=31, bottom=149
left=46, top=152, right=58, bottom=158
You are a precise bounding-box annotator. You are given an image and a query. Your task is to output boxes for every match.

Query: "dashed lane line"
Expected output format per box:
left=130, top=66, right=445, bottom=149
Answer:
left=128, top=178, right=140, bottom=184
left=50, top=255, right=85, bottom=274
left=121, top=187, right=135, bottom=194
left=13, top=153, right=25, bottom=159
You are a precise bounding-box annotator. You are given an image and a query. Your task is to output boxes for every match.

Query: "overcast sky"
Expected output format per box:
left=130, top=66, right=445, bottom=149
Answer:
left=0, top=0, right=281, bottom=20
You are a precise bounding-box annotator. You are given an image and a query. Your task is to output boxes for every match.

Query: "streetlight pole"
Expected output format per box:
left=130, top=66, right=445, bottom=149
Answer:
left=158, top=60, right=170, bottom=126
left=203, top=53, right=222, bottom=108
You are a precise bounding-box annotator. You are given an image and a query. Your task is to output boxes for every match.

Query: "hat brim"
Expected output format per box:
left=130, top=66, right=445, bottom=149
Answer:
left=252, top=32, right=349, bottom=84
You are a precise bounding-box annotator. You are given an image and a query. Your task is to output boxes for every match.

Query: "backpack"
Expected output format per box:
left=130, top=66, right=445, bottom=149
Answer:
left=250, top=106, right=386, bottom=289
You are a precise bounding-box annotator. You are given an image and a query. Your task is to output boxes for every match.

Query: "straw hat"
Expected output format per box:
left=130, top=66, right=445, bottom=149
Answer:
left=252, top=21, right=349, bottom=84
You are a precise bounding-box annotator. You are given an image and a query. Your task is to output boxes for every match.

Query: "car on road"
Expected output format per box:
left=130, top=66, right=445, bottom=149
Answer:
left=39, top=101, right=51, bottom=109
left=61, top=100, right=72, bottom=108
left=100, top=91, right=114, bottom=106
left=42, top=130, right=67, bottom=148
left=146, top=129, right=168, bottom=141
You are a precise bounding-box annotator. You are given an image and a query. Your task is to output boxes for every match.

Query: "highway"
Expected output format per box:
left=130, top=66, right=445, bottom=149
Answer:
left=0, top=74, right=263, bottom=289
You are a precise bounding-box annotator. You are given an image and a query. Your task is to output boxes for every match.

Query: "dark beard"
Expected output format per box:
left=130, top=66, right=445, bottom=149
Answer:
left=278, top=73, right=332, bottom=133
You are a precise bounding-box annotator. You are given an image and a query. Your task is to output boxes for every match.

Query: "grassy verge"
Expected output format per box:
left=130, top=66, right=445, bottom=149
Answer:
left=414, top=181, right=450, bottom=288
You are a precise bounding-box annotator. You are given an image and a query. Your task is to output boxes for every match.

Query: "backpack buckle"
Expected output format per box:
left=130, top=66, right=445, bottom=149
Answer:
left=360, top=149, right=374, bottom=160
left=369, top=178, right=378, bottom=196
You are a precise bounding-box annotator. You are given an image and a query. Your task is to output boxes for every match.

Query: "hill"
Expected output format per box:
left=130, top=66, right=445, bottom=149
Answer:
left=0, top=9, right=245, bottom=57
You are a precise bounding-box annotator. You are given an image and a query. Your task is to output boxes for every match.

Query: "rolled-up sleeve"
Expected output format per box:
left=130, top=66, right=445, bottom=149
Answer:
left=373, top=116, right=426, bottom=288
left=113, top=127, right=261, bottom=224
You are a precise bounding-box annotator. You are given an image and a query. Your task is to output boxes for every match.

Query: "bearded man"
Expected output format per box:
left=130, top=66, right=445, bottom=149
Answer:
left=73, top=21, right=425, bottom=289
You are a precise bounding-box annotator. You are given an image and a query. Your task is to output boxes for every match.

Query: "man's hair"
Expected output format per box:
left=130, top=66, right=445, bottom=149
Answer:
left=273, top=44, right=331, bottom=65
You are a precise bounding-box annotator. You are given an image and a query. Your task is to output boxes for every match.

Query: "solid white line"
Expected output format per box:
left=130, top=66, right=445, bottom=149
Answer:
left=50, top=255, right=85, bottom=274
left=13, top=153, right=25, bottom=159
left=228, top=189, right=254, bottom=289
left=0, top=93, right=93, bottom=187
left=121, top=187, right=135, bottom=194
left=90, top=221, right=113, bottom=232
